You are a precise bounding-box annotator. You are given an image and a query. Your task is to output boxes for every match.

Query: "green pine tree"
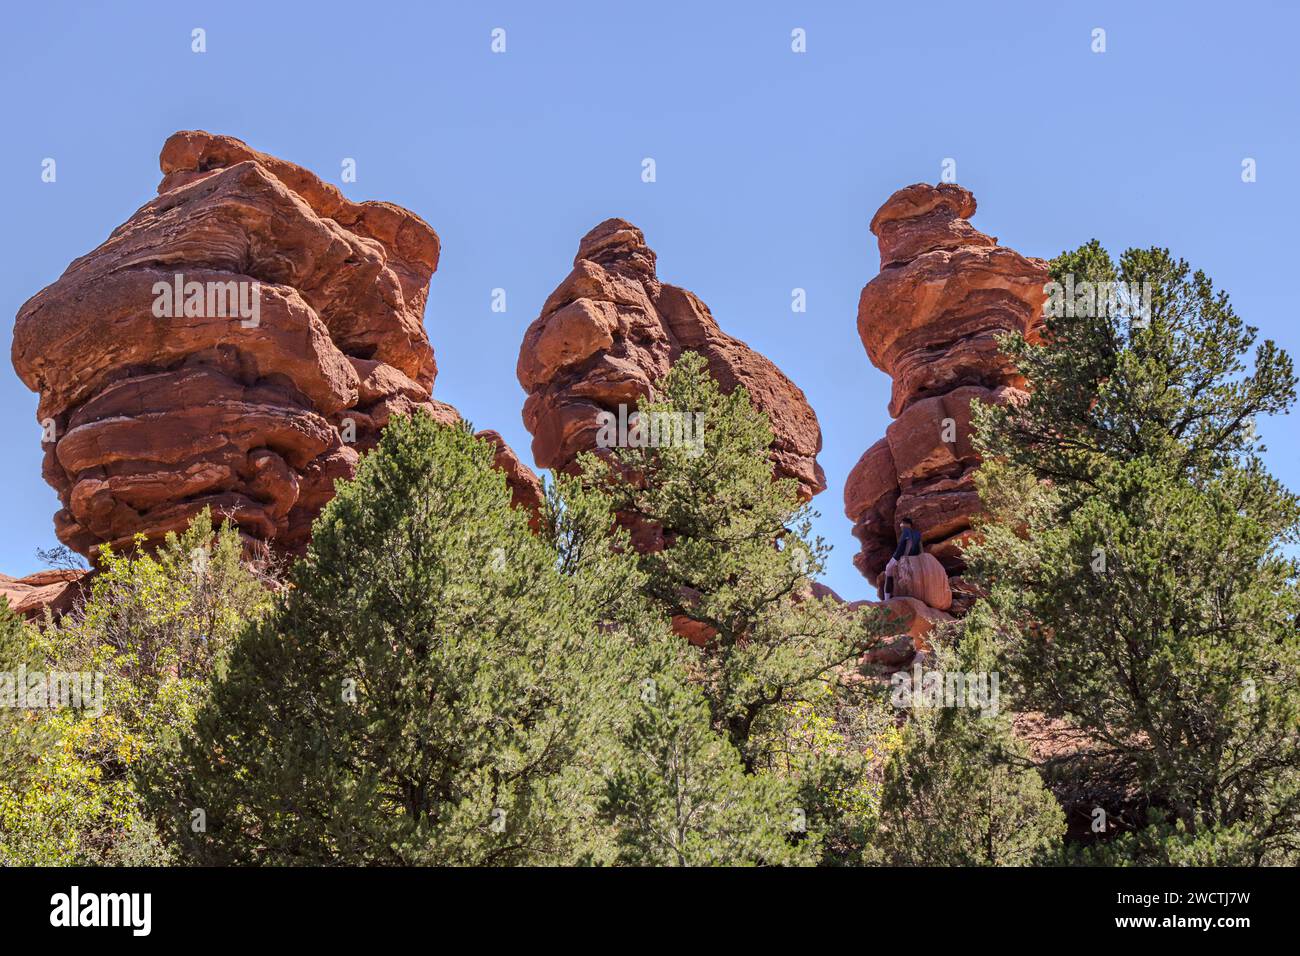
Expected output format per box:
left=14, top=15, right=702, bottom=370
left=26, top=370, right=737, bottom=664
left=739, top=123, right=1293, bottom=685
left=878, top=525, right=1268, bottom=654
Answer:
left=967, top=242, right=1300, bottom=863
left=155, top=415, right=652, bottom=864
left=871, top=615, right=1064, bottom=865
left=598, top=671, right=817, bottom=866
left=873, top=702, right=1064, bottom=866
left=581, top=352, right=885, bottom=774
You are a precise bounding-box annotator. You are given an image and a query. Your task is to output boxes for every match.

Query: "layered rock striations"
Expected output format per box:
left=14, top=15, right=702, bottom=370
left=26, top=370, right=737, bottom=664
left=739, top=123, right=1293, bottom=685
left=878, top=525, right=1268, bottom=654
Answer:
left=845, top=184, right=1047, bottom=598
left=516, top=218, right=827, bottom=644
left=13, top=131, right=539, bottom=560
left=0, top=570, right=88, bottom=619
left=517, top=219, right=825, bottom=504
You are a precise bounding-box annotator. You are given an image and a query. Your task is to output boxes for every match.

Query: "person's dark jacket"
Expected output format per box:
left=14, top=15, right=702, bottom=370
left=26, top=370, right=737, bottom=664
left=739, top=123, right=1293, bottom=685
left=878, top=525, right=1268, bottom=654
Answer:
left=892, top=526, right=923, bottom=561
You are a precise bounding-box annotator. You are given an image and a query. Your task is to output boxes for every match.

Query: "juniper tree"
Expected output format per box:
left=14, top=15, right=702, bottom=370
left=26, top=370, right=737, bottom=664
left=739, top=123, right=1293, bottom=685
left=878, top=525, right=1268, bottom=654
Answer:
left=985, top=241, right=1294, bottom=488
left=598, top=671, right=816, bottom=866
left=871, top=611, right=1064, bottom=866
left=967, top=242, right=1300, bottom=862
left=154, top=415, right=665, bottom=865
left=873, top=701, right=1064, bottom=866
left=581, top=352, right=885, bottom=776
left=551, top=467, right=873, bottom=866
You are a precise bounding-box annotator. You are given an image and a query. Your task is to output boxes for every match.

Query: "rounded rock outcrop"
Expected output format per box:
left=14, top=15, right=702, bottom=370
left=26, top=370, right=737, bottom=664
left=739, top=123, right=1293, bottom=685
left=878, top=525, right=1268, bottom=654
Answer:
left=13, top=131, right=539, bottom=559
left=518, top=218, right=825, bottom=500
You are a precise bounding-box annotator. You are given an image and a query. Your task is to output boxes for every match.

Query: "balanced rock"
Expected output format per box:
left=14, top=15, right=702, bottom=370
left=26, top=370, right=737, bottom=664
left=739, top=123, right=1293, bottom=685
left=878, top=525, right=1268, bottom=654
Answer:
left=517, top=218, right=825, bottom=499
left=845, top=184, right=1047, bottom=591
left=12, top=131, right=539, bottom=559
left=477, top=429, right=546, bottom=533
left=890, top=552, right=953, bottom=611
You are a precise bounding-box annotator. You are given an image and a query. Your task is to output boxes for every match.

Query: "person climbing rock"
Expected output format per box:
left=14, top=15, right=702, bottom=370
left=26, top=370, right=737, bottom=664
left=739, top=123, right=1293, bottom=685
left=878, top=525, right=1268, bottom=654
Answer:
left=882, top=517, right=922, bottom=600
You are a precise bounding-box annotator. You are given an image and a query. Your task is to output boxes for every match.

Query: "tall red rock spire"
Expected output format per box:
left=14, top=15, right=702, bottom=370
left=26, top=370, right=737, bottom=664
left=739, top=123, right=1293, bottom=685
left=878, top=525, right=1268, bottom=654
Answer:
left=517, top=218, right=825, bottom=500
left=844, top=184, right=1048, bottom=598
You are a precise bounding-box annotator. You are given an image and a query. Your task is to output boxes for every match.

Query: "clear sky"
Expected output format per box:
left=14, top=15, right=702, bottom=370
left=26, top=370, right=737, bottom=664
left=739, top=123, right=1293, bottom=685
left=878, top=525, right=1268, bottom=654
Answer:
left=2, top=0, right=1297, bottom=600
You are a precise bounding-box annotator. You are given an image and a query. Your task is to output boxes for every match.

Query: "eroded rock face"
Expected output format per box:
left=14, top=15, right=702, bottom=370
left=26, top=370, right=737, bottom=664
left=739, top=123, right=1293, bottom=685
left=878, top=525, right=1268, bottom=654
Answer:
left=517, top=218, right=825, bottom=500
left=477, top=429, right=546, bottom=533
left=0, top=570, right=88, bottom=619
left=845, top=184, right=1047, bottom=591
left=13, top=131, right=539, bottom=559
left=813, top=583, right=953, bottom=675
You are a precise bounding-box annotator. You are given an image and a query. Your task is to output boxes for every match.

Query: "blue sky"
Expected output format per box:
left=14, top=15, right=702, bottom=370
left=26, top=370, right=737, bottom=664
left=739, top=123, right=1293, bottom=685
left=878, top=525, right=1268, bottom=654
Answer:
left=2, top=0, right=1297, bottom=599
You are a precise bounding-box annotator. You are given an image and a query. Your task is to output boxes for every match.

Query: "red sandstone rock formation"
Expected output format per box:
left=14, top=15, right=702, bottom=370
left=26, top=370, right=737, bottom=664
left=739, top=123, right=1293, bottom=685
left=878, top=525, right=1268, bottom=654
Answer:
left=477, top=429, right=546, bottom=533
left=811, top=582, right=952, bottom=676
left=517, top=218, right=825, bottom=644
left=0, top=569, right=88, bottom=619
left=891, top=552, right=952, bottom=611
left=517, top=218, right=825, bottom=500
left=845, top=184, right=1047, bottom=593
left=12, top=131, right=539, bottom=560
